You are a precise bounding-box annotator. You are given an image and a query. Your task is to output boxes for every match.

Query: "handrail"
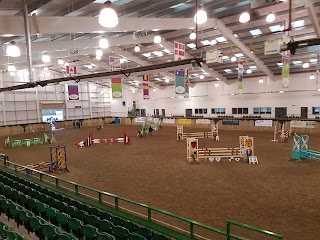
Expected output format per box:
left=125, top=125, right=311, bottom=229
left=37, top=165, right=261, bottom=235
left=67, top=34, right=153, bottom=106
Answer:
left=1, top=159, right=283, bottom=240
left=226, top=220, right=283, bottom=240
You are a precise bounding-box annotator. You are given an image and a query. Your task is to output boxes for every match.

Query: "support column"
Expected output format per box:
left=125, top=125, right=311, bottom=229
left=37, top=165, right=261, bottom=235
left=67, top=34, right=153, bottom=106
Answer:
left=35, top=87, right=41, bottom=122
left=0, top=73, right=6, bottom=125
left=64, top=84, right=69, bottom=120
left=22, top=0, right=33, bottom=81
left=87, top=82, right=93, bottom=118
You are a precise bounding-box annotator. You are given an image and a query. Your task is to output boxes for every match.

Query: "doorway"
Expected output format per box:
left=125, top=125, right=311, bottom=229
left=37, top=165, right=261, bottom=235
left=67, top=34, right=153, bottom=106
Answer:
left=301, top=107, right=308, bottom=118
left=185, top=109, right=192, bottom=117
left=275, top=107, right=287, bottom=118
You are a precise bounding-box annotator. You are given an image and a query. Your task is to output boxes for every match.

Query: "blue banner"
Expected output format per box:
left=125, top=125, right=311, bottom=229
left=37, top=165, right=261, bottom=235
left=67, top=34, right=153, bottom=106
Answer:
left=222, top=119, right=240, bottom=125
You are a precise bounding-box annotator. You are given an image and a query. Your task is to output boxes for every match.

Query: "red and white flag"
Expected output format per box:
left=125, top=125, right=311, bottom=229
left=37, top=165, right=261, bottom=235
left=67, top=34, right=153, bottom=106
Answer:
left=66, top=66, right=77, bottom=75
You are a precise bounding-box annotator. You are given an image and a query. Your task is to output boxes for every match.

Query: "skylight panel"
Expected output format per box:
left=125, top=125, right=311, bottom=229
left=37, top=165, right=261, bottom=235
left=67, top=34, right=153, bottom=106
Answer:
left=310, top=59, right=318, bottom=63
left=224, top=69, right=232, bottom=73
left=142, top=53, right=151, bottom=58
left=249, top=66, right=257, bottom=69
left=170, top=3, right=185, bottom=8
left=201, top=40, right=211, bottom=45
left=222, top=56, right=229, bottom=60
left=234, top=53, right=244, bottom=58
left=187, top=43, right=196, bottom=49
left=269, top=25, right=282, bottom=32
left=249, top=29, right=262, bottom=36
left=293, top=61, right=302, bottom=65
left=277, top=63, right=283, bottom=67
left=216, top=36, right=227, bottom=42
left=292, top=20, right=304, bottom=28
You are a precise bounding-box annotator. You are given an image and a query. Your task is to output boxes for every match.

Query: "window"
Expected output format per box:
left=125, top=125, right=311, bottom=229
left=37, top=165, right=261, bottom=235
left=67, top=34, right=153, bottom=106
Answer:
left=211, top=108, right=226, bottom=114
left=312, top=107, right=320, bottom=114
left=195, top=108, right=208, bottom=114
left=254, top=107, right=272, bottom=114
left=162, top=109, right=166, bottom=116
left=156, top=109, right=159, bottom=115
left=232, top=108, right=248, bottom=114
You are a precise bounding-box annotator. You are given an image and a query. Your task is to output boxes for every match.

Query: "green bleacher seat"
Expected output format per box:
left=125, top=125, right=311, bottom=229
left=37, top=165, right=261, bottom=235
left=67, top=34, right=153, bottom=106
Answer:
left=129, top=232, right=147, bottom=240
left=113, top=226, right=129, bottom=240
left=83, top=224, right=99, bottom=240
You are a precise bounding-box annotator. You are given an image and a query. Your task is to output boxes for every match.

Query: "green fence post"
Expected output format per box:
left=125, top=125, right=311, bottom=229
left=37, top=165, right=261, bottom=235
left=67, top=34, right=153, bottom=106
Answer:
left=190, top=223, right=194, bottom=239
left=55, top=178, right=59, bottom=188
left=226, top=221, right=231, bottom=240
left=40, top=173, right=43, bottom=182
left=98, top=192, right=102, bottom=204
left=75, top=185, right=79, bottom=194
left=115, top=197, right=119, bottom=209
left=148, top=208, right=151, bottom=222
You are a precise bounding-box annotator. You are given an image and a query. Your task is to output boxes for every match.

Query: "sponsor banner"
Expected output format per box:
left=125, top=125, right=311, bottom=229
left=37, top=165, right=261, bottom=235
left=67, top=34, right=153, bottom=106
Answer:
left=109, top=56, right=121, bottom=71
left=254, top=120, right=273, bottom=127
left=68, top=85, right=79, bottom=100
left=143, top=74, right=149, bottom=99
left=111, top=77, right=122, bottom=99
left=184, top=69, right=189, bottom=98
left=163, top=118, right=175, bottom=124
left=264, top=39, right=280, bottom=55
left=238, top=61, right=243, bottom=93
left=290, top=120, right=315, bottom=129
left=135, top=117, right=153, bottom=123
left=174, top=41, right=185, bottom=61
left=178, top=119, right=192, bottom=125
left=196, top=119, right=211, bottom=124
left=153, top=118, right=159, bottom=124
left=222, top=119, right=240, bottom=126
left=282, top=50, right=290, bottom=89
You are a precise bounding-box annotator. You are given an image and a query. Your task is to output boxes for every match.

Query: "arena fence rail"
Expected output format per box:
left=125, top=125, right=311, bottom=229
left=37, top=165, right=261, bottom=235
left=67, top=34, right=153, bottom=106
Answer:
left=0, top=158, right=282, bottom=240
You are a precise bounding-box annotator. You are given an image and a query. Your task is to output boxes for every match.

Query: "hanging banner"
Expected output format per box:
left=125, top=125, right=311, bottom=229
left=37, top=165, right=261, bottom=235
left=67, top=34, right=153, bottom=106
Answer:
left=290, top=121, right=315, bottom=129
left=184, top=69, right=189, bottom=98
left=178, top=119, right=192, bottom=125
left=174, top=42, right=185, bottom=61
left=68, top=85, right=79, bottom=100
left=143, top=74, right=149, bottom=99
left=254, top=120, right=273, bottom=127
left=282, top=50, right=290, bottom=90
left=196, top=119, right=211, bottom=124
left=238, top=61, right=244, bottom=93
left=109, top=56, right=121, bottom=71
left=111, top=77, right=123, bottom=98
left=163, top=118, right=175, bottom=124
left=175, top=69, right=186, bottom=96
left=222, top=119, right=240, bottom=125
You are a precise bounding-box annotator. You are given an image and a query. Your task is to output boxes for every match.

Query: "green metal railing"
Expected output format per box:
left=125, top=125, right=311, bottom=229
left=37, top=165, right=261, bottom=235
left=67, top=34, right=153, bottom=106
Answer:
left=0, top=158, right=283, bottom=240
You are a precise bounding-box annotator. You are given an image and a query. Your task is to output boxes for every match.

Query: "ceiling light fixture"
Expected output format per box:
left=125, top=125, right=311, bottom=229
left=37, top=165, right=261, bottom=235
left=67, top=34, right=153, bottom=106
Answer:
left=99, top=38, right=109, bottom=49
left=210, top=39, right=217, bottom=45
left=153, top=88, right=156, bottom=92
left=6, top=41, right=20, bottom=57
left=190, top=31, right=196, bottom=40
left=266, top=13, right=275, bottom=23
left=303, top=63, right=309, bottom=68
left=9, top=72, right=15, bottom=76
left=200, top=75, right=204, bottom=79
left=96, top=55, right=101, bottom=60
left=154, top=35, right=161, bottom=44
left=64, top=62, right=69, bottom=66
left=259, top=78, right=264, bottom=83
left=309, top=74, right=315, bottom=80
left=96, top=48, right=103, bottom=57
left=246, top=69, right=252, bottom=74
left=165, top=79, right=170, bottom=83
left=231, top=56, right=237, bottom=62
left=194, top=9, right=207, bottom=24
left=58, top=58, right=64, bottom=65
left=239, top=12, right=250, bottom=23
left=42, top=53, right=51, bottom=63
left=7, top=65, right=16, bottom=72
left=134, top=45, right=140, bottom=52
left=215, top=83, right=219, bottom=87
left=99, top=1, right=119, bottom=28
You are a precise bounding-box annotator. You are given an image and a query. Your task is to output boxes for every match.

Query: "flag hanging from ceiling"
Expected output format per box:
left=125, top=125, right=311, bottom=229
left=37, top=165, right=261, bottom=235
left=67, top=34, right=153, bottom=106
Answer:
left=174, top=42, right=185, bottom=61
left=66, top=66, right=77, bottom=75
left=111, top=77, right=123, bottom=99
left=143, top=74, right=149, bottom=99
left=175, top=69, right=187, bottom=96
left=281, top=50, right=290, bottom=90
left=68, top=85, right=79, bottom=100
left=109, top=56, right=121, bottom=71
left=238, top=61, right=244, bottom=93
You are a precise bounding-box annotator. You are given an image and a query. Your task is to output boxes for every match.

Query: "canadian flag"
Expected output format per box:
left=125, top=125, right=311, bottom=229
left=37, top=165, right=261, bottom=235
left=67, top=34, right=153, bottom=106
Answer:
left=66, top=66, right=77, bottom=74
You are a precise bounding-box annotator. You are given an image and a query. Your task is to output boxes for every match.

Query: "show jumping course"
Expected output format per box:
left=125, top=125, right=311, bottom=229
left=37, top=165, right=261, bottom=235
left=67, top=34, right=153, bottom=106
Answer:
left=15, top=145, right=69, bottom=173
left=187, top=136, right=257, bottom=164
left=292, top=135, right=320, bottom=161
left=177, top=125, right=219, bottom=141
left=4, top=133, right=57, bottom=148
left=271, top=125, right=292, bottom=143
left=76, top=131, right=130, bottom=148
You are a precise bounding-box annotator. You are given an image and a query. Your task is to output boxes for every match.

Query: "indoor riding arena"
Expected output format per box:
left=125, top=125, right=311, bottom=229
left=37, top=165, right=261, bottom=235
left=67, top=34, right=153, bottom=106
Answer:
left=0, top=0, right=319, bottom=239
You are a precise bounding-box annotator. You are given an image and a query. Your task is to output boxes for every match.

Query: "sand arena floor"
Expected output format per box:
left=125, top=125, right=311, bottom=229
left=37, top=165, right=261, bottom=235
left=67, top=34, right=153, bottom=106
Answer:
left=1, top=125, right=320, bottom=240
